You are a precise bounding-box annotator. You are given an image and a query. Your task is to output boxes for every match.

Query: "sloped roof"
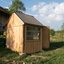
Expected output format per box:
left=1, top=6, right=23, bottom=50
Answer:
left=15, top=11, right=43, bottom=26
left=0, top=6, right=10, bottom=15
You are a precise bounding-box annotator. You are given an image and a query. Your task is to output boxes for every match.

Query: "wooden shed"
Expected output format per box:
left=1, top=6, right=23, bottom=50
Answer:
left=6, top=11, right=50, bottom=54
left=0, top=6, right=10, bottom=33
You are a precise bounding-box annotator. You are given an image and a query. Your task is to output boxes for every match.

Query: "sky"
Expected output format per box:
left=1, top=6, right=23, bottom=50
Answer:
left=0, top=0, right=64, bottom=30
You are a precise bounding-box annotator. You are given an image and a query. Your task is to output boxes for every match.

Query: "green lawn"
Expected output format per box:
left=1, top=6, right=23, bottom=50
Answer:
left=0, top=38, right=64, bottom=64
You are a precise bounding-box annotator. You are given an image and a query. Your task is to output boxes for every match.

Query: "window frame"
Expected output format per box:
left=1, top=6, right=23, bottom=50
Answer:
left=26, top=25, right=41, bottom=41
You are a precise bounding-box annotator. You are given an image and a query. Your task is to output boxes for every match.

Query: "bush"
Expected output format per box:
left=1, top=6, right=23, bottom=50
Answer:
left=50, top=29, right=55, bottom=36
left=3, top=32, right=6, bottom=37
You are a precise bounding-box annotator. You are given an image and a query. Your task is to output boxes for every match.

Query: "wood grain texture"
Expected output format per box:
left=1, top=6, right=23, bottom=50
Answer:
left=23, top=26, right=42, bottom=54
left=42, top=26, right=50, bottom=49
left=6, top=13, right=24, bottom=53
left=6, top=13, right=50, bottom=54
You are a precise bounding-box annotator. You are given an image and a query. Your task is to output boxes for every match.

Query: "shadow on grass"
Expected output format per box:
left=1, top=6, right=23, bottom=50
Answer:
left=0, top=38, right=18, bottom=58
left=0, top=37, right=64, bottom=63
left=0, top=38, right=6, bottom=47
left=44, top=41, right=64, bottom=51
left=0, top=38, right=28, bottom=63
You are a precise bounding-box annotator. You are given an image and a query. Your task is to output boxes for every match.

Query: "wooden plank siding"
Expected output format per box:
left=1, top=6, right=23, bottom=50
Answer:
left=42, top=26, right=50, bottom=49
left=6, top=12, right=50, bottom=54
left=6, top=14, right=43, bottom=54
left=6, top=13, right=24, bottom=53
left=0, top=11, right=9, bottom=32
left=24, top=25, right=42, bottom=54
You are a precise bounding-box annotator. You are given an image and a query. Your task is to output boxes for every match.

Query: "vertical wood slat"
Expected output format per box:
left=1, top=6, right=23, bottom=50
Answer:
left=6, top=13, right=24, bottom=53
left=33, top=28, right=42, bottom=52
left=6, top=13, right=50, bottom=54
left=42, top=26, right=50, bottom=49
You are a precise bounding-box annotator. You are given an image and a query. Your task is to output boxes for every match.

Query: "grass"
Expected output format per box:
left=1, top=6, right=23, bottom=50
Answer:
left=0, top=36, right=64, bottom=64
left=24, top=42, right=64, bottom=64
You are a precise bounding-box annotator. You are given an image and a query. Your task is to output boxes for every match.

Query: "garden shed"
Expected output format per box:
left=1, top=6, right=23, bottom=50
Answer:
left=0, top=6, right=10, bottom=33
left=6, top=11, right=50, bottom=54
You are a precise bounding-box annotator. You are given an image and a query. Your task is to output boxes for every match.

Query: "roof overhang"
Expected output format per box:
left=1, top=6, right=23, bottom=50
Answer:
left=0, top=6, right=10, bottom=15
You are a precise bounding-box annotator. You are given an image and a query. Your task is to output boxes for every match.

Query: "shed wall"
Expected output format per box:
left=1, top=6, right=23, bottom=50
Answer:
left=6, top=13, right=24, bottom=53
left=0, top=12, right=9, bottom=32
left=24, top=25, right=42, bottom=54
left=42, top=26, right=50, bottom=49
left=6, top=13, right=50, bottom=54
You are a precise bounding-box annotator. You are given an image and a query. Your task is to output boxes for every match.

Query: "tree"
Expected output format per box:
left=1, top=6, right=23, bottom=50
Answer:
left=61, top=23, right=64, bottom=37
left=9, top=0, right=26, bottom=13
left=61, top=23, right=64, bottom=30
left=50, top=29, right=55, bottom=36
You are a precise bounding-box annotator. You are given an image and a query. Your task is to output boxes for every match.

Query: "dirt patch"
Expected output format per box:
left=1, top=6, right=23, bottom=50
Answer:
left=30, top=55, right=47, bottom=59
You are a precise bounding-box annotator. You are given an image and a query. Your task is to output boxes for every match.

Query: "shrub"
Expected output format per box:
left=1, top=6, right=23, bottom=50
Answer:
left=50, top=29, right=55, bottom=36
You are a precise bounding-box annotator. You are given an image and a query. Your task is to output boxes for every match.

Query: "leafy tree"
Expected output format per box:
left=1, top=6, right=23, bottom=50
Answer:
left=9, top=0, right=26, bottom=13
left=50, top=29, right=55, bottom=36
left=61, top=23, right=64, bottom=30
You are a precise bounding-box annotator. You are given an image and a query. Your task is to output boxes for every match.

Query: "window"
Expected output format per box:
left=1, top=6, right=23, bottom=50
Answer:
left=26, top=25, right=40, bottom=40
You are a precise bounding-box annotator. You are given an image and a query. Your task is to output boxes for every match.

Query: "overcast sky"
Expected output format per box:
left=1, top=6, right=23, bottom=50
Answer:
left=0, top=0, right=64, bottom=30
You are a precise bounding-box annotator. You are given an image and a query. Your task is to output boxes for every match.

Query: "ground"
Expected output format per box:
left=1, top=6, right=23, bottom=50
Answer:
left=0, top=35, right=64, bottom=64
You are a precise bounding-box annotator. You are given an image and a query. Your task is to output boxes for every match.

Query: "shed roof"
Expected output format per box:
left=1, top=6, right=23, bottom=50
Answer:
left=0, top=6, right=10, bottom=15
left=15, top=11, right=43, bottom=26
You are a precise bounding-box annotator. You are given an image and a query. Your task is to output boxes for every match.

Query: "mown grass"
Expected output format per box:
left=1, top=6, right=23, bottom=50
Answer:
left=24, top=42, right=64, bottom=64
left=0, top=37, right=64, bottom=64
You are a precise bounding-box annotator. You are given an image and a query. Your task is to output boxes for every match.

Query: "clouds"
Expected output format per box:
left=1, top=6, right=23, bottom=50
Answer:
left=5, top=7, right=9, bottom=9
left=31, top=2, right=46, bottom=11
left=31, top=2, right=64, bottom=30
left=31, top=5, right=37, bottom=11
left=54, top=3, right=64, bottom=15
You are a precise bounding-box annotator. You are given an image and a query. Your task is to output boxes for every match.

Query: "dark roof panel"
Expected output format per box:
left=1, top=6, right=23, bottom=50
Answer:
left=0, top=6, right=10, bottom=15
left=15, top=12, right=43, bottom=26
